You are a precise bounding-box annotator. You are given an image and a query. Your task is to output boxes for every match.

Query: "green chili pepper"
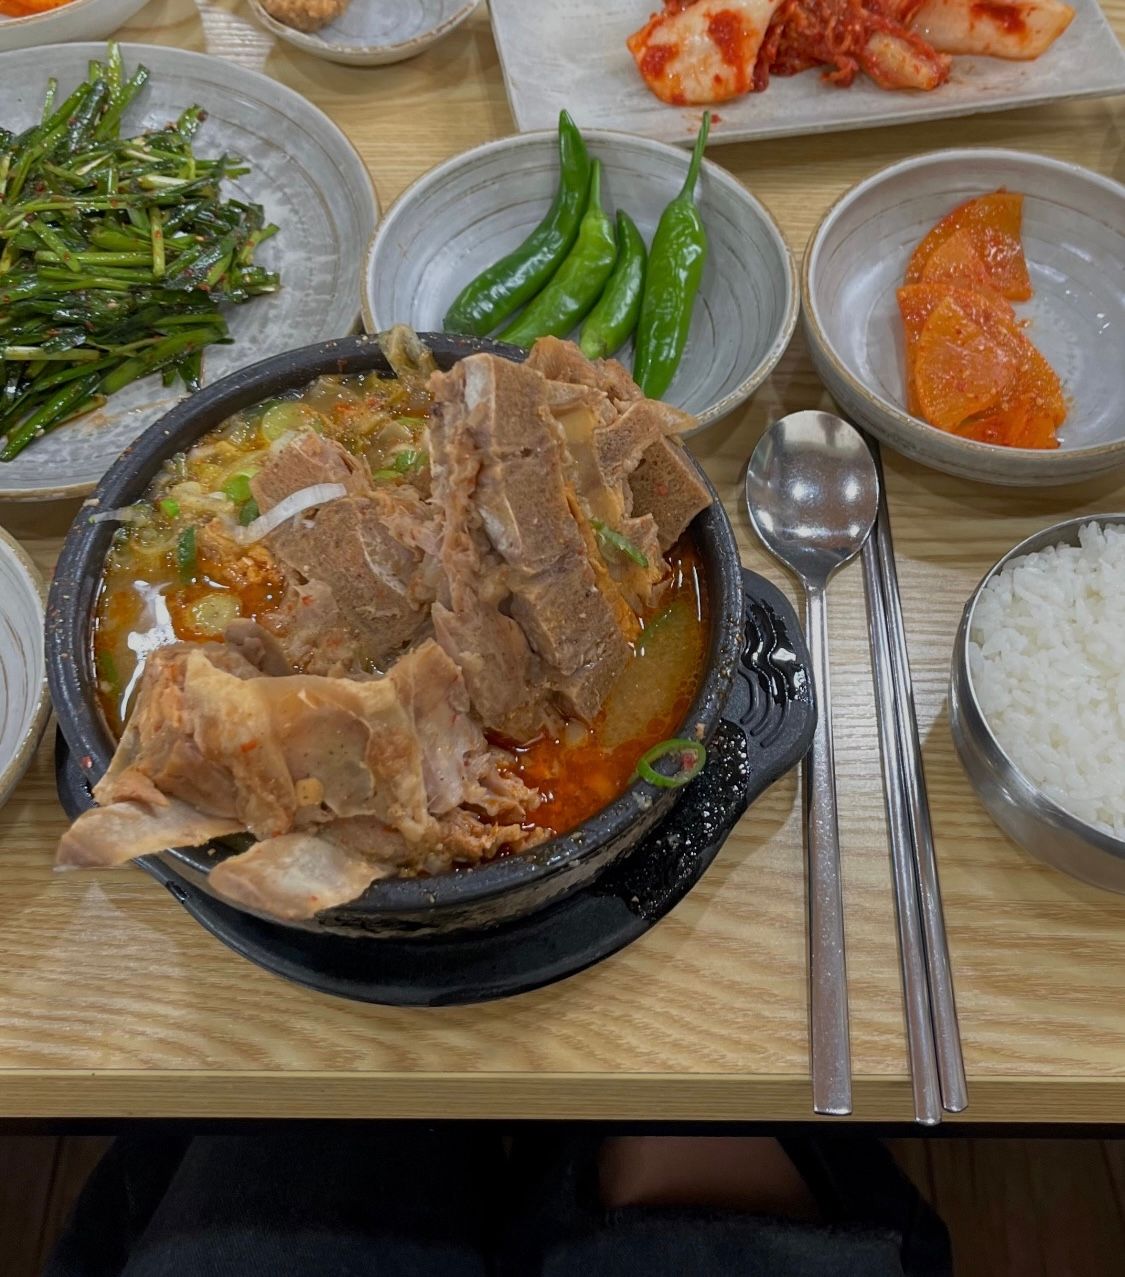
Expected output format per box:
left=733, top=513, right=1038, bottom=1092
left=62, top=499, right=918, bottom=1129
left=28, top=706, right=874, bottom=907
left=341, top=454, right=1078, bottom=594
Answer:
left=580, top=209, right=647, bottom=361
left=238, top=498, right=259, bottom=526
left=444, top=112, right=592, bottom=337
left=591, top=518, right=648, bottom=568
left=633, top=112, right=710, bottom=400
left=176, top=525, right=197, bottom=583
left=158, top=497, right=180, bottom=519
left=499, top=161, right=617, bottom=348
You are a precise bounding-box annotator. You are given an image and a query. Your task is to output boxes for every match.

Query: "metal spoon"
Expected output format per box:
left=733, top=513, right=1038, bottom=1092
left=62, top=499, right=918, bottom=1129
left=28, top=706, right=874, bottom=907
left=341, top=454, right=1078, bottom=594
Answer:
left=745, top=411, right=879, bottom=1116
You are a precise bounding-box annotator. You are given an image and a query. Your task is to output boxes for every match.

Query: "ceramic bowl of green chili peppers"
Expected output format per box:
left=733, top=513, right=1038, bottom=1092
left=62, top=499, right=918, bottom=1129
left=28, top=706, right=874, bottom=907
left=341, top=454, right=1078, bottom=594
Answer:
left=362, top=114, right=798, bottom=432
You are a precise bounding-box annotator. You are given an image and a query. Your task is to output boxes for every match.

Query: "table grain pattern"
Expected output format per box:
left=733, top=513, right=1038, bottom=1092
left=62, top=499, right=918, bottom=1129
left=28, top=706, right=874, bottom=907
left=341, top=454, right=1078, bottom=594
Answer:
left=1, top=0, right=1123, bottom=1122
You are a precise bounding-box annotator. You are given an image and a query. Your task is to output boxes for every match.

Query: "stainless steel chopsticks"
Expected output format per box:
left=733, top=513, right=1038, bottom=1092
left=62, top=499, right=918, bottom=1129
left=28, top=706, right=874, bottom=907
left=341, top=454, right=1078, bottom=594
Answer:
left=864, top=439, right=968, bottom=1118
left=862, top=534, right=942, bottom=1125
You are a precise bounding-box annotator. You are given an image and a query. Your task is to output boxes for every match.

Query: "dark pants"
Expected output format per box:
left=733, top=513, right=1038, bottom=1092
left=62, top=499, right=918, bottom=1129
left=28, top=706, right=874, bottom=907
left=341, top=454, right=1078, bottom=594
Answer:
left=45, top=1129, right=951, bottom=1277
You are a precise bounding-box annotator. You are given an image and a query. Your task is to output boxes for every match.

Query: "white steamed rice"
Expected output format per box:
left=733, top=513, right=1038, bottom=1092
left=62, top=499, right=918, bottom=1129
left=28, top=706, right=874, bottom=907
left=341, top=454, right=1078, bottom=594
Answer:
left=968, top=521, right=1125, bottom=840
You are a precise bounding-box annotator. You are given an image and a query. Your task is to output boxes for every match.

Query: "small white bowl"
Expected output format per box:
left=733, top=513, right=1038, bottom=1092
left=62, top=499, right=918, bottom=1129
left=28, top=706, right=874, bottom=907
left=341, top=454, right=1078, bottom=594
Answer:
left=803, top=149, right=1125, bottom=486
left=0, top=527, right=49, bottom=809
left=0, top=0, right=147, bottom=53
left=248, top=0, right=481, bottom=67
left=363, top=129, right=798, bottom=433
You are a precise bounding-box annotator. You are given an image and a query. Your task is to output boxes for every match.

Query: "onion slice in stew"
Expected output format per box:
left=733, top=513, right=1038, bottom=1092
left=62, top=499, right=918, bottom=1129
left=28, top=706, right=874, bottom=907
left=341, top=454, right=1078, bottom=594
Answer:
left=229, top=482, right=347, bottom=546
left=635, top=738, right=707, bottom=788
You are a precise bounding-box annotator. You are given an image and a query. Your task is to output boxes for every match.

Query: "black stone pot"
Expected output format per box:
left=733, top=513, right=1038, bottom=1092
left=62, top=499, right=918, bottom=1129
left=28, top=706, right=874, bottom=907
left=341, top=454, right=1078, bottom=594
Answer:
left=48, top=334, right=814, bottom=940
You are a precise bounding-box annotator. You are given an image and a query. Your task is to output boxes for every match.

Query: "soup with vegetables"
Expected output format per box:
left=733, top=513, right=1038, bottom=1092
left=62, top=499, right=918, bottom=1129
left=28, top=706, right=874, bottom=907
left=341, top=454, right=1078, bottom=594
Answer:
left=65, top=333, right=714, bottom=923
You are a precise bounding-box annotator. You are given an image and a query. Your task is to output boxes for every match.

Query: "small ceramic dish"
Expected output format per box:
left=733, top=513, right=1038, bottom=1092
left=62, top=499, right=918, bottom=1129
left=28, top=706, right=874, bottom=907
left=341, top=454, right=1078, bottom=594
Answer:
left=0, top=42, right=379, bottom=501
left=0, top=0, right=147, bottom=54
left=363, top=129, right=797, bottom=433
left=248, top=0, right=481, bottom=67
left=0, top=526, right=50, bottom=809
left=950, top=514, right=1125, bottom=892
left=803, top=148, right=1125, bottom=486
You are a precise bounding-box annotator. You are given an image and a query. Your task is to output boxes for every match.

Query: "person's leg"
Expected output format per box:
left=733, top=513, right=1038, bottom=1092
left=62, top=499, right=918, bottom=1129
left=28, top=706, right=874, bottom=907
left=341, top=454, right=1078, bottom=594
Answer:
left=46, top=1127, right=497, bottom=1277
left=44, top=1134, right=192, bottom=1277
left=502, top=1132, right=950, bottom=1277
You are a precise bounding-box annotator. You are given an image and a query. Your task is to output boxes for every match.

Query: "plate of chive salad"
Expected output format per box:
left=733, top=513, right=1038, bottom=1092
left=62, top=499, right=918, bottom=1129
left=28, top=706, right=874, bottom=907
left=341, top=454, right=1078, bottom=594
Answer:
left=362, top=114, right=796, bottom=432
left=0, top=42, right=378, bottom=499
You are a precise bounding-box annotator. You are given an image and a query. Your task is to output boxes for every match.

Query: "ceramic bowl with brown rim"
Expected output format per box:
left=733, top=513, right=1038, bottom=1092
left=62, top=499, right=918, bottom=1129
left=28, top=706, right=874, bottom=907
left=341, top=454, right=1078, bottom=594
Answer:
left=0, top=527, right=50, bottom=809
left=362, top=129, right=798, bottom=435
left=803, top=149, right=1125, bottom=487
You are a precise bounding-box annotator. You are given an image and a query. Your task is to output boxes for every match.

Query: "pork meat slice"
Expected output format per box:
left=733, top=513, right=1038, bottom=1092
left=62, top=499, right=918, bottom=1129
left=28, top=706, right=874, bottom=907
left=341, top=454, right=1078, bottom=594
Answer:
left=429, top=353, right=633, bottom=735
left=251, top=433, right=438, bottom=667
left=528, top=341, right=707, bottom=552
left=56, top=797, right=243, bottom=870
left=548, top=385, right=665, bottom=614
left=252, top=428, right=374, bottom=507
left=207, top=829, right=397, bottom=921
left=629, top=436, right=713, bottom=552
left=57, top=640, right=539, bottom=911
left=526, top=336, right=644, bottom=412
left=263, top=580, right=367, bottom=677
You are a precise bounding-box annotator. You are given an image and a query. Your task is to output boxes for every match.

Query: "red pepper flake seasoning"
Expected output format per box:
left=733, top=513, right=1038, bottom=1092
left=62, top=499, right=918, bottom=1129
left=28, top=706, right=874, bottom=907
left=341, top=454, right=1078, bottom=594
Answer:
left=971, top=1, right=1027, bottom=35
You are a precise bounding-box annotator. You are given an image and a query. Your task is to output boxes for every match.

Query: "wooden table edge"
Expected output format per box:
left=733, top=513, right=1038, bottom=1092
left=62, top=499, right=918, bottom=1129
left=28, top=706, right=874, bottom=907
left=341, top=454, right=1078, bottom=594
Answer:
left=2, top=1072, right=1123, bottom=1123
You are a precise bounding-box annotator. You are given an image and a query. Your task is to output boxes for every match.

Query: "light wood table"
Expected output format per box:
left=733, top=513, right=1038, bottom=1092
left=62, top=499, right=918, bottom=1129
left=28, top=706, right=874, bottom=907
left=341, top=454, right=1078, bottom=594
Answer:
left=2, top=0, right=1124, bottom=1124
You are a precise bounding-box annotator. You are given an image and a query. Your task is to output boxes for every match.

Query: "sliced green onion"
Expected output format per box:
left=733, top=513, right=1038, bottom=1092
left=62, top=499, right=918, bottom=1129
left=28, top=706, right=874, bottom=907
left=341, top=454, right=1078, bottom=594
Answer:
left=591, top=518, right=648, bottom=568
left=158, top=497, right=180, bottom=518
left=393, top=448, right=426, bottom=474
left=176, top=524, right=197, bottom=583
left=222, top=471, right=253, bottom=503
left=238, top=498, right=259, bottom=526
left=96, top=649, right=118, bottom=687
left=634, top=738, right=706, bottom=789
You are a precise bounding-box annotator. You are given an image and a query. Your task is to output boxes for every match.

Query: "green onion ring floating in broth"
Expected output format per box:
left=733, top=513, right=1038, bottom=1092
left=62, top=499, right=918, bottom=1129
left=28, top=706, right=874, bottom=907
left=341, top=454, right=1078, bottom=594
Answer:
left=634, top=738, right=707, bottom=789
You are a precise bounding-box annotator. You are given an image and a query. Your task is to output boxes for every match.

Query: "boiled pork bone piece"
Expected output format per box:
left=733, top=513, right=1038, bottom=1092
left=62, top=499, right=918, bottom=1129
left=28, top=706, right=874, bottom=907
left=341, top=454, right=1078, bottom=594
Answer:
left=57, top=639, right=540, bottom=919
left=525, top=338, right=712, bottom=553
left=429, top=353, right=637, bottom=739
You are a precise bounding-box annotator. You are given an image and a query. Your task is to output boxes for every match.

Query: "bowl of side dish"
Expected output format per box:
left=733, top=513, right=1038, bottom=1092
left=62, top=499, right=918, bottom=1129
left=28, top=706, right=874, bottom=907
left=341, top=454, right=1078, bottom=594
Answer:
left=0, top=527, right=49, bottom=808
left=951, top=514, right=1125, bottom=892
left=363, top=125, right=798, bottom=434
left=247, top=0, right=482, bottom=66
left=0, top=0, right=147, bottom=53
left=803, top=149, right=1125, bottom=486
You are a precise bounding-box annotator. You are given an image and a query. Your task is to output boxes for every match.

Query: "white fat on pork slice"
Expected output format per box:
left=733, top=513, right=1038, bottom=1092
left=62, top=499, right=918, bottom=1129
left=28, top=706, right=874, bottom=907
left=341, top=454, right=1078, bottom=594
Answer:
left=57, top=797, right=243, bottom=869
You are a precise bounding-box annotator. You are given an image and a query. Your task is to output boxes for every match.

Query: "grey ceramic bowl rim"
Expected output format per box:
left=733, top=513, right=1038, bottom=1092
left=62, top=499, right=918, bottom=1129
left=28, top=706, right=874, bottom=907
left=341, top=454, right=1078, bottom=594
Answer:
left=46, top=332, right=745, bottom=920
left=802, top=146, right=1125, bottom=467
left=361, top=127, right=799, bottom=434
left=953, top=512, right=1125, bottom=864
left=247, top=0, right=481, bottom=60
left=0, top=525, right=51, bottom=810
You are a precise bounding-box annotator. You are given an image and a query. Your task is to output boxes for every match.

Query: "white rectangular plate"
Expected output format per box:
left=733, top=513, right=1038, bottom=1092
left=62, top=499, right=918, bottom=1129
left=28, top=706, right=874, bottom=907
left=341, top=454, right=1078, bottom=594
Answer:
left=489, top=0, right=1125, bottom=145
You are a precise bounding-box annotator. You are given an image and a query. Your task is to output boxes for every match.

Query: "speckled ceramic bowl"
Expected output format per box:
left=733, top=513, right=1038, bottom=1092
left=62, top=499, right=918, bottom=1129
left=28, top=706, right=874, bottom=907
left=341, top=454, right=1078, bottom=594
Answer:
left=0, top=527, right=50, bottom=809
left=248, top=0, right=481, bottom=66
left=363, top=129, right=798, bottom=434
left=803, top=149, right=1125, bottom=487
left=0, top=42, right=378, bottom=501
